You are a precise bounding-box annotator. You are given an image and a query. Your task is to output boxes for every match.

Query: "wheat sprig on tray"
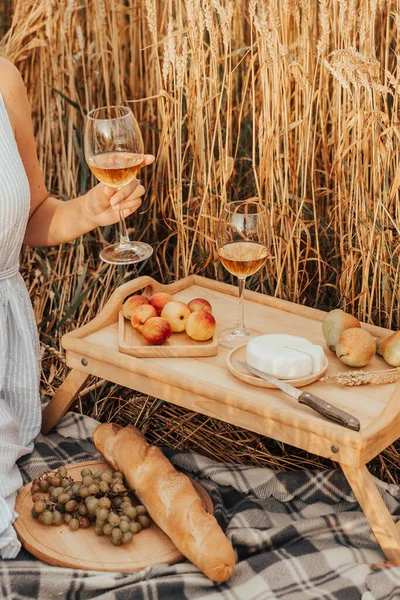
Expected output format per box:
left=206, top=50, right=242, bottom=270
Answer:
left=321, top=368, right=400, bottom=387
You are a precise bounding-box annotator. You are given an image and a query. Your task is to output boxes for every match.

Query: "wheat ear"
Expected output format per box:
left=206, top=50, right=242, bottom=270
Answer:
left=321, top=368, right=400, bottom=386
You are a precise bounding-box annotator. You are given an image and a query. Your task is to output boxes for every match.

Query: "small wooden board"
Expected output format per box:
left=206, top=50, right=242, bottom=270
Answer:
left=14, top=459, right=213, bottom=572
left=119, top=311, right=218, bottom=358
left=226, top=344, right=329, bottom=389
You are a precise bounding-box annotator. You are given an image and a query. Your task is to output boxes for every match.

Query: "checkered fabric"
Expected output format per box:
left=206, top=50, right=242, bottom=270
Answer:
left=2, top=412, right=400, bottom=600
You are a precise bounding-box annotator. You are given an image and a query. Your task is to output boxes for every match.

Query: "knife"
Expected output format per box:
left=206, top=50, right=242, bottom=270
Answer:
left=237, top=361, right=360, bottom=431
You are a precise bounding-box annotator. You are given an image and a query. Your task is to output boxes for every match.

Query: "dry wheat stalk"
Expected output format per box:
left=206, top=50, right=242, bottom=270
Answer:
left=317, top=0, right=330, bottom=56
left=321, top=368, right=400, bottom=386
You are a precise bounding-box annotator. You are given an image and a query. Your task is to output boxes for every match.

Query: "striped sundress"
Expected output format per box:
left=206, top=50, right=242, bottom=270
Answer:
left=0, top=90, right=42, bottom=558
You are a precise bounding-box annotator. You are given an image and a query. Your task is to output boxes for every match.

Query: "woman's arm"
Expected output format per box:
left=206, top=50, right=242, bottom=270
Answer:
left=0, top=58, right=153, bottom=247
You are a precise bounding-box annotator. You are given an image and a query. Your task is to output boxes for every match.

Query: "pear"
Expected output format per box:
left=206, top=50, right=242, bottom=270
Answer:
left=322, top=309, right=361, bottom=351
left=335, top=327, right=376, bottom=367
left=376, top=331, right=400, bottom=367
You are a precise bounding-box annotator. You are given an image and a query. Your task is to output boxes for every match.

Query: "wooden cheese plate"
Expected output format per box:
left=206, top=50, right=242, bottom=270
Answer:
left=14, top=459, right=213, bottom=572
left=226, top=343, right=329, bottom=389
left=118, top=311, right=218, bottom=358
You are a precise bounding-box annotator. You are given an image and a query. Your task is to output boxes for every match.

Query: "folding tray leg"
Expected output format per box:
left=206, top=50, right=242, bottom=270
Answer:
left=341, top=463, right=400, bottom=565
left=41, top=370, right=90, bottom=435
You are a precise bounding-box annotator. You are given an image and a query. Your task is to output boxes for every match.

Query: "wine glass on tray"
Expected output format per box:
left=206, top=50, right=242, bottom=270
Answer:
left=216, top=200, right=269, bottom=349
left=84, top=105, right=153, bottom=265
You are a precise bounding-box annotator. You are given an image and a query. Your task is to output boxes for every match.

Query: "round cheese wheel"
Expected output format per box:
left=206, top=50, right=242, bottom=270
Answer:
left=246, top=334, right=325, bottom=379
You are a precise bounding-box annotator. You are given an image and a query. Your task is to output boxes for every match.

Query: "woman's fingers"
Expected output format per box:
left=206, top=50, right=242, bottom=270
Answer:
left=142, top=154, right=155, bottom=166
left=120, top=206, right=140, bottom=219
left=101, top=155, right=153, bottom=209
left=113, top=197, right=143, bottom=215
left=110, top=184, right=145, bottom=208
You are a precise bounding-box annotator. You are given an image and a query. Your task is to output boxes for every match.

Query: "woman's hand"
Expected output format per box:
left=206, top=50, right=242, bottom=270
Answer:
left=80, top=154, right=155, bottom=228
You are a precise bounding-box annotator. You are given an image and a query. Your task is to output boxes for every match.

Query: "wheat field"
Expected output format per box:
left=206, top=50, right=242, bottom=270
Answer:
left=1, top=0, right=400, bottom=479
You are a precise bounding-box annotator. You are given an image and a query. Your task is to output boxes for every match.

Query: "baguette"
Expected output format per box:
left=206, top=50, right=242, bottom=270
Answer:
left=93, top=423, right=236, bottom=583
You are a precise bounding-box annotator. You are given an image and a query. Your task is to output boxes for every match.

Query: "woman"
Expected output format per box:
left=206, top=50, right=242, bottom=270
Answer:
left=0, top=57, right=154, bottom=558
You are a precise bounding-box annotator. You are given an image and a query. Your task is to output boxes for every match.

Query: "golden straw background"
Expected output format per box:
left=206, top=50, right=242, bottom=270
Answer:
left=1, top=0, right=400, bottom=479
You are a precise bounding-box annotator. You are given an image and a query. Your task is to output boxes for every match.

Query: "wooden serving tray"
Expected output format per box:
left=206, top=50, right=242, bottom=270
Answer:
left=119, top=311, right=218, bottom=358
left=43, top=275, right=400, bottom=465
left=14, top=460, right=213, bottom=572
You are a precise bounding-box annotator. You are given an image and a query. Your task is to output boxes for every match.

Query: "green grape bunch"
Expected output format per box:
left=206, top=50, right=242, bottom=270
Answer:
left=30, top=465, right=151, bottom=546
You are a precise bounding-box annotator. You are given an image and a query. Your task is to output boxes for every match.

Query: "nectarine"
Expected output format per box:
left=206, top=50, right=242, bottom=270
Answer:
left=149, top=292, right=174, bottom=316
left=187, top=297, right=212, bottom=314
left=131, top=304, right=157, bottom=333
left=185, top=310, right=216, bottom=341
left=161, top=301, right=191, bottom=333
left=142, top=317, right=172, bottom=345
left=122, top=295, right=149, bottom=320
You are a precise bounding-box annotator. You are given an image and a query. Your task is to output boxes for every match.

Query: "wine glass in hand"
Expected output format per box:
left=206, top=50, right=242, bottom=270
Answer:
left=216, top=201, right=269, bottom=348
left=85, top=105, right=153, bottom=264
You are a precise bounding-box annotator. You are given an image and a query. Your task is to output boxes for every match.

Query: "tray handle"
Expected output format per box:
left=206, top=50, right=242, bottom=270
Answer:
left=111, top=275, right=197, bottom=304
left=111, top=276, right=164, bottom=303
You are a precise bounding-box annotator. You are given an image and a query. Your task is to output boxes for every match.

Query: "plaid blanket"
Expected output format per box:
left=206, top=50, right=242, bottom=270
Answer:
left=2, top=412, right=400, bottom=600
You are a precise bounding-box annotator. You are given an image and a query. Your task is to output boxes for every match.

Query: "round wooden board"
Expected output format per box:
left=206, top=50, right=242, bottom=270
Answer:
left=14, top=459, right=213, bottom=572
left=226, top=344, right=329, bottom=389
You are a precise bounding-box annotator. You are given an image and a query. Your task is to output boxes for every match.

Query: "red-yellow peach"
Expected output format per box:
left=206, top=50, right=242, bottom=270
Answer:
left=161, top=300, right=191, bottom=333
left=187, top=297, right=213, bottom=314
left=122, top=295, right=149, bottom=320
left=142, top=317, right=172, bottom=345
left=185, top=310, right=216, bottom=341
left=131, top=304, right=157, bottom=333
left=148, top=292, right=174, bottom=316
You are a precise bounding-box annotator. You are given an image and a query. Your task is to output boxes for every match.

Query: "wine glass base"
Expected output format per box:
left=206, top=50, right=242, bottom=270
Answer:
left=218, top=327, right=261, bottom=349
left=100, top=242, right=153, bottom=265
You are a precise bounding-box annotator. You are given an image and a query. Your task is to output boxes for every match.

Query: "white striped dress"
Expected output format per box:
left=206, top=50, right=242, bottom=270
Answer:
left=0, top=91, right=41, bottom=558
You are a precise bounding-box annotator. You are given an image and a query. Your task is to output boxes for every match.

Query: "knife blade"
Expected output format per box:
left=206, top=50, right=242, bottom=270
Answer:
left=237, top=360, right=360, bottom=431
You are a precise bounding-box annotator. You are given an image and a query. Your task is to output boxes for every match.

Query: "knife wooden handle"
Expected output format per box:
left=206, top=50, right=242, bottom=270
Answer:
left=298, top=392, right=360, bottom=431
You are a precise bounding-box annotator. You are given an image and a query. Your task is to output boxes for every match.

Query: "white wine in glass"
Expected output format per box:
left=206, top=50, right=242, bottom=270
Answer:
left=216, top=201, right=269, bottom=348
left=84, top=105, right=153, bottom=265
left=87, top=151, right=143, bottom=188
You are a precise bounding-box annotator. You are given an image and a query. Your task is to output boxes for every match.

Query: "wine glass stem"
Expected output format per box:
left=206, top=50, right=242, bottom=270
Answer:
left=118, top=208, right=131, bottom=248
left=234, top=276, right=246, bottom=335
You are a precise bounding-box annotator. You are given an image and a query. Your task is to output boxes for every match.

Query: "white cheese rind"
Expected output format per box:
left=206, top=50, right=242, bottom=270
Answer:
left=246, top=334, right=325, bottom=379
left=288, top=344, right=325, bottom=374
